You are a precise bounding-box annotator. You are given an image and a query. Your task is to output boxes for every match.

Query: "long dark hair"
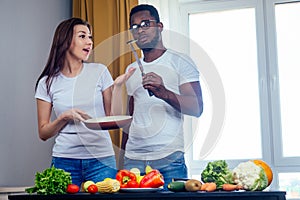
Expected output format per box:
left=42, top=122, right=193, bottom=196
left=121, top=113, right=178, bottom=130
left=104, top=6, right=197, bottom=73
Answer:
left=35, top=18, right=91, bottom=94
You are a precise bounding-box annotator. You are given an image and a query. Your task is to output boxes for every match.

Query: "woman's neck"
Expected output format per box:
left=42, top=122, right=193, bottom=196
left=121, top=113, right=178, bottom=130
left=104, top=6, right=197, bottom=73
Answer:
left=61, top=59, right=83, bottom=77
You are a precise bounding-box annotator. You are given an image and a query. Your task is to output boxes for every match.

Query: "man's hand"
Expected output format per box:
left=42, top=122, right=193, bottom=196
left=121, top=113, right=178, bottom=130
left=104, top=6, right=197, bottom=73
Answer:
left=142, top=72, right=167, bottom=98
left=142, top=72, right=203, bottom=117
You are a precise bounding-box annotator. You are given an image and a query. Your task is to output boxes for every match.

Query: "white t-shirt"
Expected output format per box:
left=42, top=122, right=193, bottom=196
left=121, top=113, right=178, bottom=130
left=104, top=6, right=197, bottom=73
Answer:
left=35, top=63, right=115, bottom=159
left=125, top=49, right=200, bottom=160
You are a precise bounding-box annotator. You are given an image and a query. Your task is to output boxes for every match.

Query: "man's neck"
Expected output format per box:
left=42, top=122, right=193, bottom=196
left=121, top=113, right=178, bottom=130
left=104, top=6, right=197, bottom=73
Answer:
left=143, top=47, right=167, bottom=62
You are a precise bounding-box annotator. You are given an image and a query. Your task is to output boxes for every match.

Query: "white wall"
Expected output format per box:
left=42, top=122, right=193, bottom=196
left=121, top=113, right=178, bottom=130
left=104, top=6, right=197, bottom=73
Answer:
left=0, top=0, right=71, bottom=187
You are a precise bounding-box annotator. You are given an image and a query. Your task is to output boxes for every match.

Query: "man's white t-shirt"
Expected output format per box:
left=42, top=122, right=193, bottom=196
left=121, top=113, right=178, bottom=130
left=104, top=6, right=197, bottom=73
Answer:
left=35, top=63, right=115, bottom=159
left=125, top=49, right=200, bottom=160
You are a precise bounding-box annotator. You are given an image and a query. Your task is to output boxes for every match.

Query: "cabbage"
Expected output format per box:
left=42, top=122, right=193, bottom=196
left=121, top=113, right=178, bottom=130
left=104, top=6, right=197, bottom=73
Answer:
left=232, top=161, right=268, bottom=191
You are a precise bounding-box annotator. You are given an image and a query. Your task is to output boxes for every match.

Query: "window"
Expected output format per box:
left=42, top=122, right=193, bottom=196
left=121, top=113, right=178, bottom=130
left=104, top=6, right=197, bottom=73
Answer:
left=189, top=6, right=262, bottom=161
left=177, top=0, right=300, bottom=198
left=275, top=1, right=300, bottom=158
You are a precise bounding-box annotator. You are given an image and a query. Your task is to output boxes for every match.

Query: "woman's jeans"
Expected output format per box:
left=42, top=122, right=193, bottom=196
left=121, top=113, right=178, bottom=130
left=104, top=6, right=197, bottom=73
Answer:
left=124, top=151, right=187, bottom=190
left=51, top=156, right=117, bottom=187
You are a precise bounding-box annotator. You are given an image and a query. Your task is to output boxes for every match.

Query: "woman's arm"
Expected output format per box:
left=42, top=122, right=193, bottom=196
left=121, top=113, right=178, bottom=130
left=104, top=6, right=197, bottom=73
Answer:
left=102, top=86, right=112, bottom=116
left=111, top=68, right=136, bottom=116
left=36, top=99, right=88, bottom=141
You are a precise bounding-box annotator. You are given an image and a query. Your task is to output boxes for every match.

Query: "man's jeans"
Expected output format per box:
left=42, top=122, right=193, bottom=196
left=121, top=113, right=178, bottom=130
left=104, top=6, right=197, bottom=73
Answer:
left=124, top=151, right=187, bottom=190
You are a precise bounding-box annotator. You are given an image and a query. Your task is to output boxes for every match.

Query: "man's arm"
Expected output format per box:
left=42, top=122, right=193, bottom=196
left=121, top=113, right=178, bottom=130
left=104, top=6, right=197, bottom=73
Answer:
left=143, top=72, right=203, bottom=117
left=165, top=81, right=203, bottom=117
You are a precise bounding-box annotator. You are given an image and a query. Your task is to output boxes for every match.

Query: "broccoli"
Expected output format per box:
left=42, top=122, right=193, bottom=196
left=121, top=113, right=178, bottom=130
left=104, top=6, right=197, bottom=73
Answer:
left=201, top=160, right=233, bottom=189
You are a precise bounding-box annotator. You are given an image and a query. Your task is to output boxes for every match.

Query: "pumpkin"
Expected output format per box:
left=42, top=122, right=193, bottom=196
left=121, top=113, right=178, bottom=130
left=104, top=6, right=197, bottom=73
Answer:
left=252, top=160, right=273, bottom=186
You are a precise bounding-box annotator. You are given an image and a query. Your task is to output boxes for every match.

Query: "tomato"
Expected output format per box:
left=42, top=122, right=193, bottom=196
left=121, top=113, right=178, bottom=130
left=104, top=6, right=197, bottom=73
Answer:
left=87, top=184, right=98, bottom=194
left=127, top=180, right=139, bottom=188
left=66, top=184, right=80, bottom=194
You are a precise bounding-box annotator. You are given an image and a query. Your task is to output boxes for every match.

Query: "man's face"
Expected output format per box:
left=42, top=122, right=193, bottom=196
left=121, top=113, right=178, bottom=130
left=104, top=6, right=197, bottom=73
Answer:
left=130, top=10, right=161, bottom=51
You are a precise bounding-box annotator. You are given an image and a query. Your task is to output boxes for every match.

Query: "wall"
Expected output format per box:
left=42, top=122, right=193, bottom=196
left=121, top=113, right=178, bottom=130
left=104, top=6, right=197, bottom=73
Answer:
left=0, top=0, right=71, bottom=186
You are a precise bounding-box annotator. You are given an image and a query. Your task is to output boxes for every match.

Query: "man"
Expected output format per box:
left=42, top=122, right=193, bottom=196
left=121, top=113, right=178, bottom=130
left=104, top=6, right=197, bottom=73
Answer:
left=122, top=4, right=203, bottom=188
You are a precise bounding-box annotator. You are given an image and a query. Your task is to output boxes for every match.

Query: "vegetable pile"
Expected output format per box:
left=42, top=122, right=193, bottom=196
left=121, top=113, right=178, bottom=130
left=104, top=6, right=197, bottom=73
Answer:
left=25, top=166, right=72, bottom=195
left=116, top=166, right=164, bottom=188
left=201, top=160, right=233, bottom=189
left=167, top=159, right=273, bottom=193
left=200, top=159, right=272, bottom=191
left=167, top=179, right=217, bottom=192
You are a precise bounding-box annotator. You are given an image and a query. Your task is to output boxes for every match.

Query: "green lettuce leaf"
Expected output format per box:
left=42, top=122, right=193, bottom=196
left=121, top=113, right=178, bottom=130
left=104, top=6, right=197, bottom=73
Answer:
left=25, top=166, right=72, bottom=195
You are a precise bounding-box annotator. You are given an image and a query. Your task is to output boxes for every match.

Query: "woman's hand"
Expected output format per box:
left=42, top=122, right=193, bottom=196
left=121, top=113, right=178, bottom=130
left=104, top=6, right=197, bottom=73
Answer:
left=59, top=109, right=91, bottom=122
left=111, top=67, right=136, bottom=116
left=37, top=99, right=91, bottom=141
left=114, top=67, right=136, bottom=87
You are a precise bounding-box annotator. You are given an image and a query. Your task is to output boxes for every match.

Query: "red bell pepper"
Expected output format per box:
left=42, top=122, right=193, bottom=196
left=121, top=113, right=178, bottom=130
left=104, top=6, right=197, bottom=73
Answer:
left=116, top=169, right=137, bottom=188
left=127, top=180, right=139, bottom=188
left=139, top=169, right=164, bottom=188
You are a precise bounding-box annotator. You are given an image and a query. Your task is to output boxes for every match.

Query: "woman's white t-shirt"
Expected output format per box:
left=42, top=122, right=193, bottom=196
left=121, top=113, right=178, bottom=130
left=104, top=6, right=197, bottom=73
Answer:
left=35, top=63, right=115, bottom=159
left=125, top=49, right=200, bottom=160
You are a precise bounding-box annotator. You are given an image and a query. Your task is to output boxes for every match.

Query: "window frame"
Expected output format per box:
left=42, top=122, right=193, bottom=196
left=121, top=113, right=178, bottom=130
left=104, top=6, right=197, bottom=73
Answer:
left=265, top=0, right=300, bottom=167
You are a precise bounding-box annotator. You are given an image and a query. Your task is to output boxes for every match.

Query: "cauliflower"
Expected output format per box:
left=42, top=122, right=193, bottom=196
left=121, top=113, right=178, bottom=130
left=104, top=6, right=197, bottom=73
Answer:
left=232, top=161, right=268, bottom=191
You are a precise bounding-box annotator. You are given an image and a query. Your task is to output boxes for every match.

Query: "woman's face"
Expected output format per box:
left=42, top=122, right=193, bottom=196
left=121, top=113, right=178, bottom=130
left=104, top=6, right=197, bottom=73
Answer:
left=67, top=24, right=93, bottom=61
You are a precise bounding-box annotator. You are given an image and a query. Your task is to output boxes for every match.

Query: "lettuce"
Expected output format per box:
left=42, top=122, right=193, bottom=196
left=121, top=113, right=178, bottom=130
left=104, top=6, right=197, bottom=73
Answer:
left=25, top=166, right=72, bottom=195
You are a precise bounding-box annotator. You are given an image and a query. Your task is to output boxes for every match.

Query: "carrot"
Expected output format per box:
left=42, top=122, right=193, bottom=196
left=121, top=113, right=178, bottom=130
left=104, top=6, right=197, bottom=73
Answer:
left=200, top=182, right=217, bottom=192
left=200, top=183, right=208, bottom=191
left=222, top=183, right=243, bottom=191
left=205, top=182, right=217, bottom=192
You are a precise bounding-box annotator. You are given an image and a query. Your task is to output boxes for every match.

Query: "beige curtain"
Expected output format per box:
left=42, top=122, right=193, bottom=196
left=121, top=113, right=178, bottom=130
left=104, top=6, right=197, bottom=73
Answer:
left=73, top=0, right=138, bottom=168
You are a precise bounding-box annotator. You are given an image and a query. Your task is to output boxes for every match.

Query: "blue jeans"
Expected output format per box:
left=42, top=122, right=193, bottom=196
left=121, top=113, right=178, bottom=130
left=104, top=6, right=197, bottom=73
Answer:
left=51, top=156, right=117, bottom=187
left=124, top=151, right=187, bottom=190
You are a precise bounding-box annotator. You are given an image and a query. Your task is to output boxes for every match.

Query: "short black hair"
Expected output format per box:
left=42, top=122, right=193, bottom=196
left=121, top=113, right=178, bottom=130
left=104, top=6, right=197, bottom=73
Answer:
left=129, top=4, right=160, bottom=24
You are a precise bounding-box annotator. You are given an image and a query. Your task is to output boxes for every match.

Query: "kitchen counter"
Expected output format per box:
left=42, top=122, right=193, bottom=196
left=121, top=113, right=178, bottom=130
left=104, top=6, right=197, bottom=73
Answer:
left=0, top=187, right=28, bottom=200
left=8, top=191, right=286, bottom=200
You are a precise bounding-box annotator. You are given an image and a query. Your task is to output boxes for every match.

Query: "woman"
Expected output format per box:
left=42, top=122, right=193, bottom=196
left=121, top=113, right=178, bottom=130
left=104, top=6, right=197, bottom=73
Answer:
left=35, top=18, right=134, bottom=186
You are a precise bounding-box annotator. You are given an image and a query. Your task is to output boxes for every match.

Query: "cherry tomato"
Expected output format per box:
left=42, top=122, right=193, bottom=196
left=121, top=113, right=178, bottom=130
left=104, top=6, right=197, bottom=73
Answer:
left=66, top=184, right=80, bottom=194
left=87, top=184, right=98, bottom=194
left=127, top=180, right=139, bottom=188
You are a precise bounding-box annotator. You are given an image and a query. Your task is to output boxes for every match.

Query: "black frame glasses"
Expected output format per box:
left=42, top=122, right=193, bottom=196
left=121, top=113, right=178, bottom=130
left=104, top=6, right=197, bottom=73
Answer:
left=130, top=19, right=157, bottom=33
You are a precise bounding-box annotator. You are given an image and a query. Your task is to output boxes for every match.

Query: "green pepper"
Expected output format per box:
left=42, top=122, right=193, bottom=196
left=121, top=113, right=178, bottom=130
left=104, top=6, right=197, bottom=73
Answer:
left=139, top=169, right=164, bottom=188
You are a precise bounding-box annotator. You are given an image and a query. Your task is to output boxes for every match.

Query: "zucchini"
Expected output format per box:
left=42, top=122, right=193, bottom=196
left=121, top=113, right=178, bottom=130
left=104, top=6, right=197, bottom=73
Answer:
left=167, top=181, right=186, bottom=192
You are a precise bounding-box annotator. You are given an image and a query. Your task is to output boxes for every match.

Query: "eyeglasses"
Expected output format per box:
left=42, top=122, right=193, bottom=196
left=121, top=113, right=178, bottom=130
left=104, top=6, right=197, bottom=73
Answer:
left=130, top=20, right=157, bottom=33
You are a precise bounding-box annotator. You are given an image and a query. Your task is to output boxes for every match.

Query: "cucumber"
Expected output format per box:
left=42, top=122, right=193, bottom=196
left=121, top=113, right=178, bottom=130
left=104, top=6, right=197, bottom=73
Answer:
left=167, top=181, right=186, bottom=192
